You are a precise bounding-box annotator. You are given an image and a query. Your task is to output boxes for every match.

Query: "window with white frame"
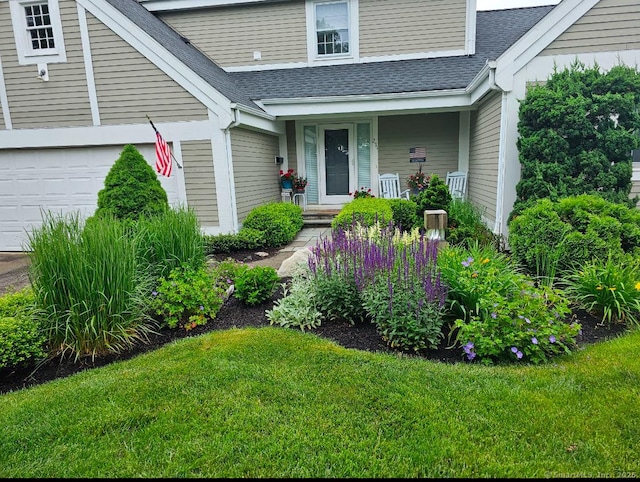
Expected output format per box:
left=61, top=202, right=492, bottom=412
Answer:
left=315, top=1, right=349, bottom=56
left=9, top=0, right=67, bottom=65
left=306, top=0, right=358, bottom=64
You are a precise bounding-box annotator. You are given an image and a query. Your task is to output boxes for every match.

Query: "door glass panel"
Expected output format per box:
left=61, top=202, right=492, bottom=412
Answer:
left=324, top=129, right=349, bottom=195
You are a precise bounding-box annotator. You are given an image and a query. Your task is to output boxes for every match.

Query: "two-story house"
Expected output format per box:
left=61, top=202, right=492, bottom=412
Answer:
left=0, top=0, right=639, bottom=251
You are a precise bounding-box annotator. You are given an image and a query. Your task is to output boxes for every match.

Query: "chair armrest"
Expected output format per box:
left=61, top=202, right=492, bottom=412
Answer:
left=400, top=189, right=411, bottom=200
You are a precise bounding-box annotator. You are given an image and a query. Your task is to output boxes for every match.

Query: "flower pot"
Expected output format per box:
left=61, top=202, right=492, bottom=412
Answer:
left=294, top=188, right=305, bottom=194
left=281, top=180, right=293, bottom=190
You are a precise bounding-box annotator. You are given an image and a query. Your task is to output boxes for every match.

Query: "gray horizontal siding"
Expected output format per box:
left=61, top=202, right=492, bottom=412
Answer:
left=542, top=0, right=640, bottom=55
left=159, top=2, right=307, bottom=68
left=182, top=140, right=218, bottom=225
left=0, top=0, right=93, bottom=128
left=378, top=113, right=459, bottom=192
left=231, top=128, right=281, bottom=222
left=86, top=12, right=208, bottom=124
left=360, top=0, right=467, bottom=57
left=468, top=91, right=502, bottom=223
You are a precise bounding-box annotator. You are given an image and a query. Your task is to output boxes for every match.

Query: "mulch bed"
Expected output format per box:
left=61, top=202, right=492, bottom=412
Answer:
left=0, top=250, right=630, bottom=395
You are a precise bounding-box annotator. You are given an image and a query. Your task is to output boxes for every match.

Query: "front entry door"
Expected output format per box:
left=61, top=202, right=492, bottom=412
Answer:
left=319, top=125, right=355, bottom=204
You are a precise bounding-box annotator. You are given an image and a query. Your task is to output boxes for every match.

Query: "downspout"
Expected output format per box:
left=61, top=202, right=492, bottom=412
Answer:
left=223, top=107, right=240, bottom=232
left=488, top=60, right=498, bottom=90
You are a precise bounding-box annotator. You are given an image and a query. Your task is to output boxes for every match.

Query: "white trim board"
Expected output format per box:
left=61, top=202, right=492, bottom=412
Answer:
left=0, top=120, right=212, bottom=149
left=0, top=56, right=12, bottom=130
left=494, top=0, right=599, bottom=91
left=77, top=0, right=235, bottom=124
left=77, top=4, right=100, bottom=126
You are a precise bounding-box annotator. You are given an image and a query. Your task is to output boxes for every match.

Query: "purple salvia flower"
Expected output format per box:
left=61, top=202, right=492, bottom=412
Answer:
left=491, top=312, right=497, bottom=319
left=511, top=346, right=518, bottom=353
left=467, top=351, right=476, bottom=361
left=152, top=291, right=158, bottom=296
left=549, top=335, right=556, bottom=343
left=516, top=351, right=523, bottom=360
left=531, top=337, right=538, bottom=345
left=463, top=342, right=474, bottom=354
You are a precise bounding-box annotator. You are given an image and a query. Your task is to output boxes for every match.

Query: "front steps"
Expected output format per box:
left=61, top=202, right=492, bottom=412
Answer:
left=301, top=207, right=340, bottom=228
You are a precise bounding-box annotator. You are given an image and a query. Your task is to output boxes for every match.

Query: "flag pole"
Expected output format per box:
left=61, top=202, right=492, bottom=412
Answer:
left=146, top=114, right=183, bottom=169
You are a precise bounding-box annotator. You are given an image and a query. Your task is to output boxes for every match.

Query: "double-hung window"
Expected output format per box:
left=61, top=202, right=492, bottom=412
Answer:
left=306, top=0, right=358, bottom=65
left=315, top=1, right=349, bottom=56
left=10, top=0, right=66, bottom=65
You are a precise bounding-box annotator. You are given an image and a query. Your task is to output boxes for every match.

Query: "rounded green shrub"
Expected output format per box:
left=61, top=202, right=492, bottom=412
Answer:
left=234, top=265, right=280, bottom=306
left=0, top=316, right=46, bottom=370
left=242, top=202, right=303, bottom=247
left=415, top=174, right=452, bottom=215
left=332, top=198, right=393, bottom=231
left=508, top=194, right=640, bottom=277
left=95, top=144, right=169, bottom=221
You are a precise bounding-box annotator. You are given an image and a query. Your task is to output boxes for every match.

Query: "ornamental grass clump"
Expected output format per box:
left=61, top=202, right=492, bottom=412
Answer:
left=308, top=221, right=448, bottom=351
left=438, top=243, right=580, bottom=364
left=27, top=212, right=154, bottom=361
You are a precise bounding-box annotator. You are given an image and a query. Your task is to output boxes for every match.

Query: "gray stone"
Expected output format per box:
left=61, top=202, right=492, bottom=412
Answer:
left=277, top=248, right=312, bottom=277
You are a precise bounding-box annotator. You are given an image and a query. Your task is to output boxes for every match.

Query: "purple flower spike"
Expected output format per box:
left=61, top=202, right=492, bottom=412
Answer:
left=467, top=351, right=476, bottom=361
left=511, top=346, right=518, bottom=353
left=531, top=337, right=538, bottom=345
left=516, top=351, right=523, bottom=360
left=549, top=335, right=556, bottom=343
left=463, top=342, right=474, bottom=354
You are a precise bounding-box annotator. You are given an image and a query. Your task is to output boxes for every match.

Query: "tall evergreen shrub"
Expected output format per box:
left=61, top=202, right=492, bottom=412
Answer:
left=510, top=61, right=640, bottom=219
left=95, top=144, right=169, bottom=220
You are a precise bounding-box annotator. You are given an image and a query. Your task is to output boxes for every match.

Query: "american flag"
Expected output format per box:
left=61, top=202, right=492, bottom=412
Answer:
left=149, top=119, right=172, bottom=177
left=409, top=147, right=426, bottom=159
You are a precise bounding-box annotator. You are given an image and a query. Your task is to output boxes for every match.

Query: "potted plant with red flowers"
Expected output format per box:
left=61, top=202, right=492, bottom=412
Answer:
left=280, top=168, right=295, bottom=189
left=407, top=166, right=430, bottom=195
left=293, top=174, right=307, bottom=193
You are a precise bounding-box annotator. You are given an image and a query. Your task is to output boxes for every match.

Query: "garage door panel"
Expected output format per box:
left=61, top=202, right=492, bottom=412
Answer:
left=1, top=145, right=181, bottom=251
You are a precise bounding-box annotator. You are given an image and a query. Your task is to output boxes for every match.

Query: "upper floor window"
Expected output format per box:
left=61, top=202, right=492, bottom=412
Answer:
left=25, top=2, right=56, bottom=51
left=306, top=0, right=358, bottom=66
left=9, top=0, right=67, bottom=65
left=315, top=2, right=349, bottom=56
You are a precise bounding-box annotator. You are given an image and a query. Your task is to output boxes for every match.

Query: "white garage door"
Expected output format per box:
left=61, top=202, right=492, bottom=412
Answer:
left=0, top=145, right=181, bottom=251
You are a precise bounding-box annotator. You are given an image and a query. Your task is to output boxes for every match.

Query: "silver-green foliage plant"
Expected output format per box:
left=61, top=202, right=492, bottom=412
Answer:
left=27, top=212, right=154, bottom=361
left=0, top=288, right=45, bottom=369
left=563, top=253, right=640, bottom=327
left=266, top=269, right=322, bottom=331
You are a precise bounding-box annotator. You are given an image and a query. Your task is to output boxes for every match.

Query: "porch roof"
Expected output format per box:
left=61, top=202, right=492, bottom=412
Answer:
left=229, top=6, right=555, bottom=101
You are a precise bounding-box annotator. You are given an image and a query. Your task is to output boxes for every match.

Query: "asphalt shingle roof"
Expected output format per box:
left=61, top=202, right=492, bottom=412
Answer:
left=230, top=5, right=556, bottom=100
left=104, top=0, right=555, bottom=107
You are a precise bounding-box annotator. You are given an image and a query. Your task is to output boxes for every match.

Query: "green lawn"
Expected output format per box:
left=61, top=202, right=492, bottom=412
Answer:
left=1, top=326, right=639, bottom=478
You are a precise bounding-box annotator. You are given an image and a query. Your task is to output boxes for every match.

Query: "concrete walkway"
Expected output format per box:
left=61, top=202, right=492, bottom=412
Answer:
left=0, top=227, right=333, bottom=293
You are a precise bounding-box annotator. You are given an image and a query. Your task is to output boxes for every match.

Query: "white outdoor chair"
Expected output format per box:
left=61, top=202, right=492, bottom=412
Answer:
left=378, top=173, right=410, bottom=200
left=446, top=171, right=467, bottom=199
